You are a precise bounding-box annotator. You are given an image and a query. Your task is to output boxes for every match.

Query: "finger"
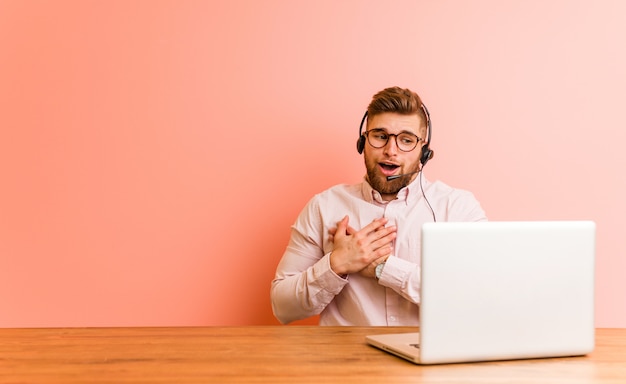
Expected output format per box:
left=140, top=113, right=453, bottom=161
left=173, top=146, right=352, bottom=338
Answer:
left=360, top=217, right=388, bottom=236
left=370, top=234, right=396, bottom=255
left=369, top=223, right=397, bottom=243
left=375, top=255, right=390, bottom=264
left=334, top=216, right=349, bottom=239
left=366, top=223, right=396, bottom=247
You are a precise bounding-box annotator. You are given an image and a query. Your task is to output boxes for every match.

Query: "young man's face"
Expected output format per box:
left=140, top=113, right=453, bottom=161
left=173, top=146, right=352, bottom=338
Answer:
left=363, top=112, right=426, bottom=201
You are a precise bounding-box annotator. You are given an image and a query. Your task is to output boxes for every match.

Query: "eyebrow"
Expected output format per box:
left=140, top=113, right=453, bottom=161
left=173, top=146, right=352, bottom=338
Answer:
left=369, top=128, right=419, bottom=136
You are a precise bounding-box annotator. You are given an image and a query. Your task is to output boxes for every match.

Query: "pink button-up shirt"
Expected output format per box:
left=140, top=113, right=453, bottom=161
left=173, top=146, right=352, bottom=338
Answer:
left=271, top=174, right=487, bottom=326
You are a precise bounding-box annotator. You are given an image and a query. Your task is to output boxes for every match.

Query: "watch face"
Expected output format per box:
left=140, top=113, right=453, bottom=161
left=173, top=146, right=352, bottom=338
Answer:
left=376, top=263, right=384, bottom=279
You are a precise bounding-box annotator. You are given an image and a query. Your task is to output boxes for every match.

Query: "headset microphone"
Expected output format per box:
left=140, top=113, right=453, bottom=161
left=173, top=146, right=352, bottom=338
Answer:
left=386, top=170, right=420, bottom=181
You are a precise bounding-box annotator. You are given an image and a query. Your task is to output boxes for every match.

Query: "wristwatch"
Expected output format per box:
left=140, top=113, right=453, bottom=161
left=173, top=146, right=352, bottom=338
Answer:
left=375, top=261, right=386, bottom=280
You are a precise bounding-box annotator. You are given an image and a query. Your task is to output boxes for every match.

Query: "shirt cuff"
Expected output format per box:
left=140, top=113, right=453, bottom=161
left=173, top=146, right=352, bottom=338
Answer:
left=313, top=253, right=349, bottom=294
left=378, top=255, right=413, bottom=289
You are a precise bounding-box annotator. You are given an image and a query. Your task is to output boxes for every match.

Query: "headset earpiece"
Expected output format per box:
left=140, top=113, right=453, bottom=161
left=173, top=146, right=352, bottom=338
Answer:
left=356, top=111, right=368, bottom=154
left=356, top=135, right=366, bottom=154
left=420, top=104, right=434, bottom=166
left=420, top=145, right=434, bottom=166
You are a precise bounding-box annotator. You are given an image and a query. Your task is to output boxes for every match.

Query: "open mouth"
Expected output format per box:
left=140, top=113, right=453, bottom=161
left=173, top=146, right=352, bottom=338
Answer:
left=379, top=162, right=400, bottom=176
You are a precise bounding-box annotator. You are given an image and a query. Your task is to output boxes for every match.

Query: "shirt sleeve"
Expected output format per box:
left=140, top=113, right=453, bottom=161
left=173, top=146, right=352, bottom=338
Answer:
left=270, top=197, right=348, bottom=324
left=378, top=189, right=488, bottom=304
left=447, top=190, right=488, bottom=223
left=377, top=256, right=420, bottom=303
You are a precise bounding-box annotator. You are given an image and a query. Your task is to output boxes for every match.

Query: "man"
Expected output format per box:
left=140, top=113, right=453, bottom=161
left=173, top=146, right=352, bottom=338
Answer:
left=271, top=86, right=487, bottom=325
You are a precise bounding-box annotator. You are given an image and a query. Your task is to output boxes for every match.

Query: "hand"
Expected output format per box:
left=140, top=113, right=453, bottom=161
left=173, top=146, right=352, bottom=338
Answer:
left=329, top=216, right=396, bottom=276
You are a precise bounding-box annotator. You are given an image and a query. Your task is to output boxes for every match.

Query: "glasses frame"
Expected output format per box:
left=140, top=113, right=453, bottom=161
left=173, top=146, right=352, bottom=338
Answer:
left=364, top=128, right=423, bottom=152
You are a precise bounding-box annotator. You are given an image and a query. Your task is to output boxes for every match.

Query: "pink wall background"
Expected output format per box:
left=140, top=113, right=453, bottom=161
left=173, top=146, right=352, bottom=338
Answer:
left=1, top=0, right=624, bottom=327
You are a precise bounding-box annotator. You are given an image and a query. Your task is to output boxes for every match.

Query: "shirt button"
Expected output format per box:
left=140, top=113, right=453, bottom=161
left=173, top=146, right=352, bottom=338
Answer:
left=389, top=316, right=397, bottom=322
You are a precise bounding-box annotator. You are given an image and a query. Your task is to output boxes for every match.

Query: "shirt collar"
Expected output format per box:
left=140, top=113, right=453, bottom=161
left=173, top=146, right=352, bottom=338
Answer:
left=361, top=173, right=426, bottom=205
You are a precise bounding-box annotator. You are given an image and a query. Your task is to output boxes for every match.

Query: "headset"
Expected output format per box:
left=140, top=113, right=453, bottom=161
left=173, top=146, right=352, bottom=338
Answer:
left=356, top=104, right=434, bottom=166
left=356, top=103, right=437, bottom=221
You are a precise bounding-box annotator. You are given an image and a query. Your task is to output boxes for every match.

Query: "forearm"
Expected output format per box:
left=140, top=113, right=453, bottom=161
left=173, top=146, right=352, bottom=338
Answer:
left=271, top=254, right=348, bottom=324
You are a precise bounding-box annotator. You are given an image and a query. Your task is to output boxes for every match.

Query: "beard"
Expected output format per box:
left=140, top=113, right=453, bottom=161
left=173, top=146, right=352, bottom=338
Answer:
left=365, top=159, right=420, bottom=196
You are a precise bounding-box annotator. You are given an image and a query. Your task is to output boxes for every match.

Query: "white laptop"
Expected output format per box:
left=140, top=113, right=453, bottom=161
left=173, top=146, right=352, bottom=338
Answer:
left=366, top=221, right=596, bottom=365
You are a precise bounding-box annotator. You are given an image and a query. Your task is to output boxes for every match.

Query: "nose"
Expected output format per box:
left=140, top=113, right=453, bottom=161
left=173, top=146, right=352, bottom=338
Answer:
left=383, top=135, right=399, bottom=155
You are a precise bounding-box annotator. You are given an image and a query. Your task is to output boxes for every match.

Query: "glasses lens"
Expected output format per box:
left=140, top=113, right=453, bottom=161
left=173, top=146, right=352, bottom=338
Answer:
left=396, top=133, right=419, bottom=151
left=367, top=129, right=388, bottom=148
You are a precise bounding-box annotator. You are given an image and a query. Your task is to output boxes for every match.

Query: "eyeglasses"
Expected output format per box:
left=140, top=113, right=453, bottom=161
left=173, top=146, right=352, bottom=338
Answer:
left=364, top=129, right=422, bottom=152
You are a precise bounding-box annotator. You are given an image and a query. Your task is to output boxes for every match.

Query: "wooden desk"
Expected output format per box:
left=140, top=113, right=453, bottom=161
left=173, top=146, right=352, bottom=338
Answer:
left=1, top=327, right=625, bottom=383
